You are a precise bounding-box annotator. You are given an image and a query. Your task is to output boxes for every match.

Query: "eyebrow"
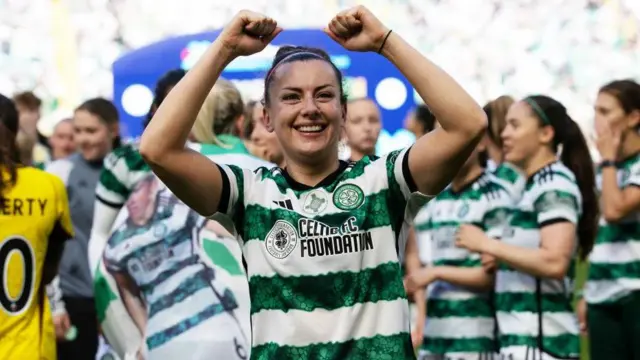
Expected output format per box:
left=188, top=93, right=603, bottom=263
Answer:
left=281, top=84, right=335, bottom=92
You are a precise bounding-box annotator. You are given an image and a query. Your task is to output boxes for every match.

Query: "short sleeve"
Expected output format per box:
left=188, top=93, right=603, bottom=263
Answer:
left=622, top=159, right=640, bottom=188
left=482, top=186, right=512, bottom=239
left=384, top=147, right=419, bottom=201
left=102, top=241, right=124, bottom=273
left=95, top=150, right=133, bottom=208
left=534, top=189, right=580, bottom=226
left=212, top=164, right=248, bottom=225
left=51, top=175, right=74, bottom=239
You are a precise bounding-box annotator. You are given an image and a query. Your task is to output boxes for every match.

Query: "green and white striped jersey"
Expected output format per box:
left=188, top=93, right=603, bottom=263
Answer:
left=496, top=162, right=581, bottom=358
left=493, top=162, right=526, bottom=201
left=413, top=170, right=512, bottom=355
left=586, top=153, right=640, bottom=304
left=217, top=148, right=420, bottom=360
left=95, top=137, right=263, bottom=208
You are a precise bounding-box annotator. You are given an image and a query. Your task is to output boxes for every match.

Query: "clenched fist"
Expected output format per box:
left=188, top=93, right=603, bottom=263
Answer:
left=219, top=10, right=283, bottom=57
left=324, top=5, right=390, bottom=53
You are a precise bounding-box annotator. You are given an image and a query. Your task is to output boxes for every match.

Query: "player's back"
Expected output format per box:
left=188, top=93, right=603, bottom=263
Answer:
left=0, top=166, right=73, bottom=360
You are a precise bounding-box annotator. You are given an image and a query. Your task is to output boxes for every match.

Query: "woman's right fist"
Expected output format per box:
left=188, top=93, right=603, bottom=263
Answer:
left=219, top=10, right=282, bottom=57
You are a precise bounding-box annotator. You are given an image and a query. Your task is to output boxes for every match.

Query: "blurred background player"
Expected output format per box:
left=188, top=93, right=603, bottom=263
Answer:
left=343, top=97, right=382, bottom=162
left=0, top=93, right=73, bottom=360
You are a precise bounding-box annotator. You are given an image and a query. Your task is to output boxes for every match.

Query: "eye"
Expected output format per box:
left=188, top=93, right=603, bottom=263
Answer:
left=317, top=92, right=334, bottom=99
left=281, top=94, right=299, bottom=101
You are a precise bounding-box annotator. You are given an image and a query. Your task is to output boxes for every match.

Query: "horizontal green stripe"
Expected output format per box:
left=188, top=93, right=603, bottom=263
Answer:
left=595, top=223, right=640, bottom=244
left=243, top=189, right=393, bottom=243
left=495, top=292, right=573, bottom=313
left=509, top=210, right=537, bottom=230
left=251, top=333, right=414, bottom=360
left=422, top=336, right=496, bottom=354
left=249, top=261, right=405, bottom=314
left=588, top=260, right=640, bottom=281
left=426, top=296, right=493, bottom=318
left=98, top=167, right=129, bottom=198
left=495, top=164, right=521, bottom=185
left=499, top=333, right=579, bottom=357
left=433, top=258, right=481, bottom=268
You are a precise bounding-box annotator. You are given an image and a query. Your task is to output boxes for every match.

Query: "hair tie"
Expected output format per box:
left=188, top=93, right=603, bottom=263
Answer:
left=524, top=98, right=551, bottom=125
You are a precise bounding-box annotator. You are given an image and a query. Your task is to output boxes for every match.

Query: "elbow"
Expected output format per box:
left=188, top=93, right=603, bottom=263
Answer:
left=139, top=137, right=161, bottom=166
left=544, top=260, right=570, bottom=280
left=465, top=108, right=488, bottom=139
left=603, top=207, right=625, bottom=223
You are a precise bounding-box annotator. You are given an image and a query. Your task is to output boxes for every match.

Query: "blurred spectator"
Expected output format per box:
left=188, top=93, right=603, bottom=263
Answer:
left=344, top=98, right=382, bottom=161
left=404, top=104, right=436, bottom=138
left=13, top=91, right=51, bottom=164
left=49, top=118, right=76, bottom=160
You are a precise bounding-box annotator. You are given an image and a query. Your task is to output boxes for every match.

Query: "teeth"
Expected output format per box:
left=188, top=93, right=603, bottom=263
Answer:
left=298, top=125, right=323, bottom=133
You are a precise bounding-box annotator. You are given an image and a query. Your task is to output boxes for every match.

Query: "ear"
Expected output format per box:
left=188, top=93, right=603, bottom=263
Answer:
left=538, top=124, right=555, bottom=145
left=109, top=122, right=120, bottom=138
left=262, top=106, right=275, bottom=133
left=626, top=109, right=640, bottom=129
left=342, top=102, right=348, bottom=124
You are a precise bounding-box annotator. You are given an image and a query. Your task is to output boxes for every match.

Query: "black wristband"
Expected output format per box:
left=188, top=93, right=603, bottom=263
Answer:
left=377, top=30, right=393, bottom=54
left=600, top=159, right=616, bottom=168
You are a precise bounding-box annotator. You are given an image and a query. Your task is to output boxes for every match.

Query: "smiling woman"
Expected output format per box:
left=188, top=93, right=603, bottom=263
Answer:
left=140, top=5, right=486, bottom=359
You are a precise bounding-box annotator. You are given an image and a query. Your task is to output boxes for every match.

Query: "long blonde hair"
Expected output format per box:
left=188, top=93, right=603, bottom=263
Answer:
left=191, top=78, right=244, bottom=146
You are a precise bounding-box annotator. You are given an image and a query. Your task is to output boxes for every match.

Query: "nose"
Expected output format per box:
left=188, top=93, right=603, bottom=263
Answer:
left=300, top=96, right=321, bottom=120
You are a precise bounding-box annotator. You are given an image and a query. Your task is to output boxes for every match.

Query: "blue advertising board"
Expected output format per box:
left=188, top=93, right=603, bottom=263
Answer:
left=112, top=29, right=417, bottom=153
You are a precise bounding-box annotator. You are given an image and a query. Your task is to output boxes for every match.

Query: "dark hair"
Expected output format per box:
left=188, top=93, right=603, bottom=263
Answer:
left=144, top=69, right=187, bottom=128
left=599, top=79, right=640, bottom=115
left=414, top=104, right=436, bottom=133
left=0, top=94, right=21, bottom=202
left=483, top=95, right=514, bottom=148
left=263, top=46, right=347, bottom=107
left=13, top=91, right=42, bottom=111
left=524, top=95, right=598, bottom=260
left=76, top=97, right=121, bottom=149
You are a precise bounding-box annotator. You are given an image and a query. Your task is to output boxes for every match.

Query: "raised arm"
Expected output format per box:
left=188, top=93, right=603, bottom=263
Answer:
left=139, top=11, right=281, bottom=216
left=382, top=38, right=486, bottom=195
left=325, top=6, right=486, bottom=195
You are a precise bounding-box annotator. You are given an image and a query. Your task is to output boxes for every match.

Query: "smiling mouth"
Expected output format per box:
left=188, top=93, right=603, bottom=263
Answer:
left=294, top=124, right=327, bottom=134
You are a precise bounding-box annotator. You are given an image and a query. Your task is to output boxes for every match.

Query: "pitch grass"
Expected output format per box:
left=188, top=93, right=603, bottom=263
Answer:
left=574, top=260, right=590, bottom=360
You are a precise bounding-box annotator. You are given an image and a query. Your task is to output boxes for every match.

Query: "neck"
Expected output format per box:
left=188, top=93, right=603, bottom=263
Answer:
left=522, top=148, right=557, bottom=177
left=349, top=148, right=374, bottom=162
left=285, top=153, right=340, bottom=187
left=451, top=163, right=484, bottom=192
left=619, top=133, right=640, bottom=160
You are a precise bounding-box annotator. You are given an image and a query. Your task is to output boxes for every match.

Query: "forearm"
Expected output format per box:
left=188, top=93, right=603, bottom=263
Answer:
left=483, top=238, right=567, bottom=279
left=88, top=202, right=120, bottom=277
left=380, top=34, right=485, bottom=134
left=600, top=167, right=626, bottom=221
left=122, top=292, right=147, bottom=333
left=413, top=288, right=426, bottom=320
left=434, top=266, right=493, bottom=290
left=140, top=40, right=234, bottom=158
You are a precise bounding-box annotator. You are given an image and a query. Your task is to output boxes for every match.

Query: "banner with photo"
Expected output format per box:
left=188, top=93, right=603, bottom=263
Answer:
left=93, top=174, right=251, bottom=359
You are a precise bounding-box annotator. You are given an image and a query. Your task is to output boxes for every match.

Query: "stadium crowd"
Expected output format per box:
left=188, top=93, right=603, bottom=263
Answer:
left=1, top=2, right=640, bottom=360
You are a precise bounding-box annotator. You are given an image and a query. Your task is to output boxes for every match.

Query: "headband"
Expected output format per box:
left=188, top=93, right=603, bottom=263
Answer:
left=264, top=51, right=327, bottom=84
left=524, top=98, right=551, bottom=125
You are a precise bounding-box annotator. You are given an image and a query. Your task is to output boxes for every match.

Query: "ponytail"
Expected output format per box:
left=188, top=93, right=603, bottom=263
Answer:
left=560, top=117, right=598, bottom=260
left=0, top=94, right=21, bottom=202
left=525, top=95, right=597, bottom=260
